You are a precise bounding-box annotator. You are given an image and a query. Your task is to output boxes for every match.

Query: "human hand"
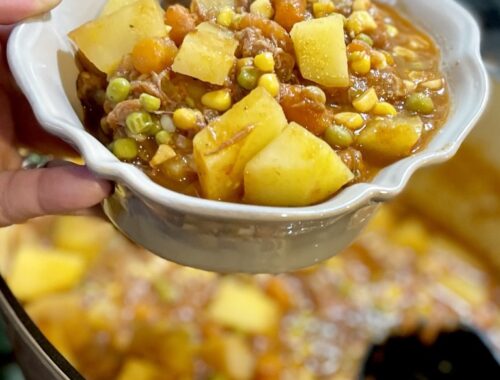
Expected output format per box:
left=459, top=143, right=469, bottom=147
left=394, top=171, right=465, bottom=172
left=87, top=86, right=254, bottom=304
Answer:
left=0, top=0, right=112, bottom=227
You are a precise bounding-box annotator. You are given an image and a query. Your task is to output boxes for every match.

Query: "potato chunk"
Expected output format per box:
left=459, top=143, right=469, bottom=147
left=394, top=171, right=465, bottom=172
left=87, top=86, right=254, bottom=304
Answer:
left=8, top=246, right=86, bottom=302
left=192, top=0, right=236, bottom=15
left=100, top=0, right=139, bottom=16
left=203, top=334, right=255, bottom=380
left=290, top=15, right=349, bottom=87
left=208, top=279, right=280, bottom=334
left=117, top=359, right=160, bottom=380
left=172, top=22, right=238, bottom=85
left=69, top=0, right=166, bottom=74
left=52, top=216, right=113, bottom=262
left=244, top=122, right=354, bottom=206
left=193, top=87, right=287, bottom=201
left=356, top=116, right=423, bottom=160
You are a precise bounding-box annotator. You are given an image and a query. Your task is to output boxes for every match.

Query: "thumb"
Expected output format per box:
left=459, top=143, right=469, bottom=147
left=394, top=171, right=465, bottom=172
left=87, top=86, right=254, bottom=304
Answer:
left=0, top=164, right=112, bottom=227
left=0, top=0, right=61, bottom=25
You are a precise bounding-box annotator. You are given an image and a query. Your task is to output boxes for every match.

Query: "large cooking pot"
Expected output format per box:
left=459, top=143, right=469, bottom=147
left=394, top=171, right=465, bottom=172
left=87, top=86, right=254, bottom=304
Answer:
left=0, top=276, right=81, bottom=380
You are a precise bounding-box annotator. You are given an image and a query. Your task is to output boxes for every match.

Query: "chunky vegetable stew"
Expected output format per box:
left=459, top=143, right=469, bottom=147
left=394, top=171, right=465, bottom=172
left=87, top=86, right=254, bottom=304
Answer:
left=72, top=0, right=449, bottom=206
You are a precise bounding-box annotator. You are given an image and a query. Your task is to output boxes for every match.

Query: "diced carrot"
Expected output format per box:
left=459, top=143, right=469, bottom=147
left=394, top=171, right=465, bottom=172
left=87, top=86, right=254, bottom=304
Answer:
left=279, top=84, right=333, bottom=136
left=265, top=278, right=295, bottom=310
left=256, top=352, right=284, bottom=380
left=131, top=37, right=178, bottom=74
left=274, top=0, right=306, bottom=32
left=165, top=5, right=197, bottom=46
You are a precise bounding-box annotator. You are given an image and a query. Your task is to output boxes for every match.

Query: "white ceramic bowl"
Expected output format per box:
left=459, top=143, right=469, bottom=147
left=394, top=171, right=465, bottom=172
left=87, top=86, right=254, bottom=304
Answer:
left=8, top=0, right=488, bottom=273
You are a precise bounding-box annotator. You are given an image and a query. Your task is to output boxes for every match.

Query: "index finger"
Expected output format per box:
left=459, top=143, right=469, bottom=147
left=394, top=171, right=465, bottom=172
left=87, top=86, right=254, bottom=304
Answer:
left=0, top=0, right=61, bottom=25
left=0, top=164, right=112, bottom=227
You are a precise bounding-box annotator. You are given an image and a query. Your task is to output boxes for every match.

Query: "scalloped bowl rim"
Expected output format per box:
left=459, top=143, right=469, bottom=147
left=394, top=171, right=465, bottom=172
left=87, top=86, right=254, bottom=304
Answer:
left=7, top=0, right=489, bottom=222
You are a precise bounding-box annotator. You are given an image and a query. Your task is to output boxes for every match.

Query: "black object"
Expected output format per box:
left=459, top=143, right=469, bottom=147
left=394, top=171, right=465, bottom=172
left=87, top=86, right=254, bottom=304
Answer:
left=458, top=0, right=500, bottom=29
left=0, top=276, right=83, bottom=380
left=459, top=0, right=500, bottom=76
left=360, top=327, right=500, bottom=380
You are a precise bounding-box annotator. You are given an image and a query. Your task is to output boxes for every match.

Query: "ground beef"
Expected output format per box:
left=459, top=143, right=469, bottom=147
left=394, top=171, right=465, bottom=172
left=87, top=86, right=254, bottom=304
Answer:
left=236, top=27, right=295, bottom=81
left=338, top=147, right=365, bottom=180
left=367, top=68, right=406, bottom=102
left=106, top=99, right=142, bottom=129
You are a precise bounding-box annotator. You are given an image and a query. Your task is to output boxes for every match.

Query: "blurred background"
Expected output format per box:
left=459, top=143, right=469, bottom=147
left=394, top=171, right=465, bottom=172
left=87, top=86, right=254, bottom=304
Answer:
left=0, top=1, right=499, bottom=379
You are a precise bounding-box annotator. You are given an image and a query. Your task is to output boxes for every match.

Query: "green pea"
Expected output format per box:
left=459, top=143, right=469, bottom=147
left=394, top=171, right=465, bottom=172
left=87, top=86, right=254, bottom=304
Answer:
left=405, top=92, right=435, bottom=114
left=112, top=138, right=138, bottom=160
left=237, top=66, right=259, bottom=90
left=146, top=122, right=163, bottom=136
left=126, top=112, right=154, bottom=135
left=356, top=33, right=374, bottom=46
left=155, top=130, right=172, bottom=145
left=106, top=77, right=130, bottom=103
left=324, top=125, right=354, bottom=148
left=140, top=93, right=162, bottom=112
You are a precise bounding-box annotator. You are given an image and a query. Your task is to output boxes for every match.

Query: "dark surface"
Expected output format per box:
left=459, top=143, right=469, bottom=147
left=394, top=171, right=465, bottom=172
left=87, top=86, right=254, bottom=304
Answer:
left=0, top=275, right=82, bottom=380
left=459, top=0, right=500, bottom=28
left=460, top=0, right=500, bottom=76
left=361, top=328, right=500, bottom=380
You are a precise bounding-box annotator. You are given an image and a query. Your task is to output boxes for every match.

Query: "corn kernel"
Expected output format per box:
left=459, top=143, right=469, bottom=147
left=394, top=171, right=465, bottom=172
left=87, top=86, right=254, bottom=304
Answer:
left=370, top=50, right=388, bottom=70
left=403, top=80, right=417, bottom=92
left=420, top=79, right=443, bottom=90
left=334, top=112, right=364, bottom=130
left=408, top=71, right=428, bottom=82
left=353, top=0, right=371, bottom=11
left=393, top=46, right=418, bottom=60
left=254, top=52, right=275, bottom=72
left=382, top=50, right=394, bottom=65
left=408, top=36, right=430, bottom=50
left=385, top=24, right=399, bottom=38
left=150, top=144, right=176, bottom=167
left=258, top=73, right=280, bottom=97
left=217, top=7, right=235, bottom=28
left=250, top=0, right=274, bottom=19
left=373, top=102, right=397, bottom=116
left=352, top=87, right=378, bottom=112
left=201, top=89, right=232, bottom=112
left=346, top=11, right=377, bottom=35
left=349, top=51, right=371, bottom=75
left=313, top=1, right=335, bottom=18
left=173, top=108, right=199, bottom=130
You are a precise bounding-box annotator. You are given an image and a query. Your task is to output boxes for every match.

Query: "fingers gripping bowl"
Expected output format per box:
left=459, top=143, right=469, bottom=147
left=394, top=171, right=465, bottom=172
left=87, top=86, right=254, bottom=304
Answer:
left=8, top=0, right=488, bottom=273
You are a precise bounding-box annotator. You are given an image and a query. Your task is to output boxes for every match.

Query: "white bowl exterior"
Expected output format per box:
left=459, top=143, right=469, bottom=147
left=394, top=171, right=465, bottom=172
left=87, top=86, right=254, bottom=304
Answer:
left=7, top=0, right=489, bottom=223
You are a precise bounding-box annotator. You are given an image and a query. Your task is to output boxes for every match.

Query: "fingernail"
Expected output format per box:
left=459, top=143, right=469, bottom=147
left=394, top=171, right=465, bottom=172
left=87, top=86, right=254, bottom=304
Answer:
left=35, top=0, right=61, bottom=13
left=0, top=0, right=59, bottom=24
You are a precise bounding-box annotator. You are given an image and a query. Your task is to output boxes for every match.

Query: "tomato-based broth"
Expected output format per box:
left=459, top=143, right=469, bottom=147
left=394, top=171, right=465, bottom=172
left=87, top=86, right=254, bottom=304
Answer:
left=74, top=0, right=449, bottom=206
